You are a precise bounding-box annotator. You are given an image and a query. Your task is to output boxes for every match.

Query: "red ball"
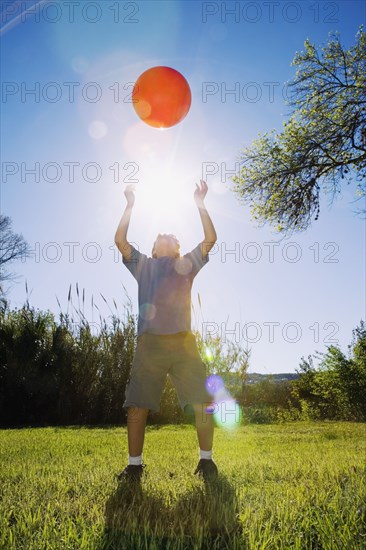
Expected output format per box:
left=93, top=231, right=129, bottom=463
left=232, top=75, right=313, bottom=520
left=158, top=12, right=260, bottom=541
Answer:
left=132, top=66, right=191, bottom=128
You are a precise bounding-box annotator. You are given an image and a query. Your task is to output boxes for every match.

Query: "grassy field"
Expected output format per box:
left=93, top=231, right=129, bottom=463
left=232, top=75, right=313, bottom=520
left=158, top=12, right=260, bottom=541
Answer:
left=0, top=421, right=365, bottom=549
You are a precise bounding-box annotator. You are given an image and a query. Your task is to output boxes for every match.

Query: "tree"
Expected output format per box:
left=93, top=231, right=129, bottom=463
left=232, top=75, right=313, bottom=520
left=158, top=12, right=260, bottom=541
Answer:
left=344, top=320, right=366, bottom=419
left=195, top=329, right=250, bottom=381
left=0, top=214, right=30, bottom=298
left=291, top=321, right=366, bottom=421
left=231, top=26, right=366, bottom=235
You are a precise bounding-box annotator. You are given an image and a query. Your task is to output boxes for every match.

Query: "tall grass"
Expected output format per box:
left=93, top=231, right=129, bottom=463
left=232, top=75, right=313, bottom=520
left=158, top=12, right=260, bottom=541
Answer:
left=0, top=282, right=136, bottom=426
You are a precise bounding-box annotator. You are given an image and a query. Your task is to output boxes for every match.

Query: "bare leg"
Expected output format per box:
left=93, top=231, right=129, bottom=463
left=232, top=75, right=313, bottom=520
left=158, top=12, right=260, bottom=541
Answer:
left=127, top=406, right=149, bottom=456
left=193, top=403, right=214, bottom=452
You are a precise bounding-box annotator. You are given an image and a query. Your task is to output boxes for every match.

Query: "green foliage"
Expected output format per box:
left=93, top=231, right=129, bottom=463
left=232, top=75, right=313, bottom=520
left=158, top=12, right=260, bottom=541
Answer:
left=0, top=286, right=137, bottom=426
left=195, top=329, right=250, bottom=379
left=291, top=320, right=366, bottom=421
left=231, top=26, right=366, bottom=234
left=238, top=374, right=307, bottom=424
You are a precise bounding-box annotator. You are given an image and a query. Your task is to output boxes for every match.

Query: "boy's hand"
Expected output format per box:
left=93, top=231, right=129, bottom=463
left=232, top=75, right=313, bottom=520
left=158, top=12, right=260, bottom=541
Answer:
left=124, top=184, right=136, bottom=207
left=194, top=179, right=208, bottom=206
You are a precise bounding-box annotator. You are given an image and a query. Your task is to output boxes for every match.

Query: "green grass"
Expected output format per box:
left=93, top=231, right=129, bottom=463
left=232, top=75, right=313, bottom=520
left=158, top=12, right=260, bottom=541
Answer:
left=1, top=421, right=365, bottom=549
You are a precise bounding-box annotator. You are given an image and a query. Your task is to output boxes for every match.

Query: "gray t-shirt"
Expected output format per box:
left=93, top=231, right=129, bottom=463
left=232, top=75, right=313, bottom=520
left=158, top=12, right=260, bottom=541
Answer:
left=123, top=243, right=209, bottom=336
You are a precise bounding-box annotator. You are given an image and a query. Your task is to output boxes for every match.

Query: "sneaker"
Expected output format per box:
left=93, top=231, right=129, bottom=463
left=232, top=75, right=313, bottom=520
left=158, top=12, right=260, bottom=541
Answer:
left=194, top=459, right=218, bottom=482
left=117, top=463, right=146, bottom=483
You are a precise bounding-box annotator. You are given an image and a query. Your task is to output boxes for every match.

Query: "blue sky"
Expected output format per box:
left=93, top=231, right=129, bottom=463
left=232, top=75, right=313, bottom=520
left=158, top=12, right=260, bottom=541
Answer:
left=1, top=0, right=365, bottom=374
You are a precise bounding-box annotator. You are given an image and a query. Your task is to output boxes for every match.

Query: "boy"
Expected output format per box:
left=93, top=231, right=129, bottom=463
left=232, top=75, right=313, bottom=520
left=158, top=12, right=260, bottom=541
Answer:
left=114, top=180, right=218, bottom=483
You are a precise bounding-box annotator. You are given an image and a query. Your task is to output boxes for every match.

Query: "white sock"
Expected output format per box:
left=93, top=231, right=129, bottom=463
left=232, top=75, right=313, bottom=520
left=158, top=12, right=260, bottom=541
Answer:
left=128, top=454, right=142, bottom=465
left=199, top=448, right=213, bottom=460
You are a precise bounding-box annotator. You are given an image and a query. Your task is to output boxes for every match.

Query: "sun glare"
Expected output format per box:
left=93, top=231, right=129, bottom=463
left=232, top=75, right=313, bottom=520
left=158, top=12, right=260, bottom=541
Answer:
left=136, top=172, right=192, bottom=227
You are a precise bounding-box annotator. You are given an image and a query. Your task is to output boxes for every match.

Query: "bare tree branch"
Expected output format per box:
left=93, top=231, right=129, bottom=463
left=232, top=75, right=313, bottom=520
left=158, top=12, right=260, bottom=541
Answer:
left=0, top=215, right=31, bottom=294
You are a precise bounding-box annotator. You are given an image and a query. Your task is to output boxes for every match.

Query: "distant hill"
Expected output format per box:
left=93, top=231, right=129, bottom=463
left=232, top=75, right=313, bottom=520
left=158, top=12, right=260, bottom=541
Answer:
left=218, top=372, right=299, bottom=393
left=245, top=372, right=299, bottom=384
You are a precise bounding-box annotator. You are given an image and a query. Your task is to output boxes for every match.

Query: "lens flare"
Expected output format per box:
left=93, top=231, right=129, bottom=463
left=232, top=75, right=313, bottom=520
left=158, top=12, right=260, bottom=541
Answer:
left=204, top=346, right=214, bottom=361
left=88, top=120, right=107, bottom=140
left=206, top=374, right=225, bottom=395
left=140, top=303, right=156, bottom=320
left=205, top=374, right=241, bottom=429
left=212, top=397, right=241, bottom=429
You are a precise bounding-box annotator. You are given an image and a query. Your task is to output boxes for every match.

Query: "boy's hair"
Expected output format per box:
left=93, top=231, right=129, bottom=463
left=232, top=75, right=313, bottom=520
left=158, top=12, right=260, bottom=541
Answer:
left=152, top=234, right=180, bottom=259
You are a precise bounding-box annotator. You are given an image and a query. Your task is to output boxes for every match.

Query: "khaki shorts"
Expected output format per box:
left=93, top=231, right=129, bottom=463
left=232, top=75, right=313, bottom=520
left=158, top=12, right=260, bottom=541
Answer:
left=123, top=331, right=212, bottom=414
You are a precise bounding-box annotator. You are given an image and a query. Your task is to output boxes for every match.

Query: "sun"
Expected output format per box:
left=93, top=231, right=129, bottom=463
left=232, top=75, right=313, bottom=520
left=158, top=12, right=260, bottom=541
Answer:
left=136, top=172, right=192, bottom=228
left=119, top=121, right=204, bottom=244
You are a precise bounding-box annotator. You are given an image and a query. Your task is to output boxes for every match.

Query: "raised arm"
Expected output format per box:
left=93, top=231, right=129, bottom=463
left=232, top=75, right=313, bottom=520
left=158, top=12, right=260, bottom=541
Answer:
left=194, top=179, right=217, bottom=258
left=114, top=184, right=135, bottom=260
